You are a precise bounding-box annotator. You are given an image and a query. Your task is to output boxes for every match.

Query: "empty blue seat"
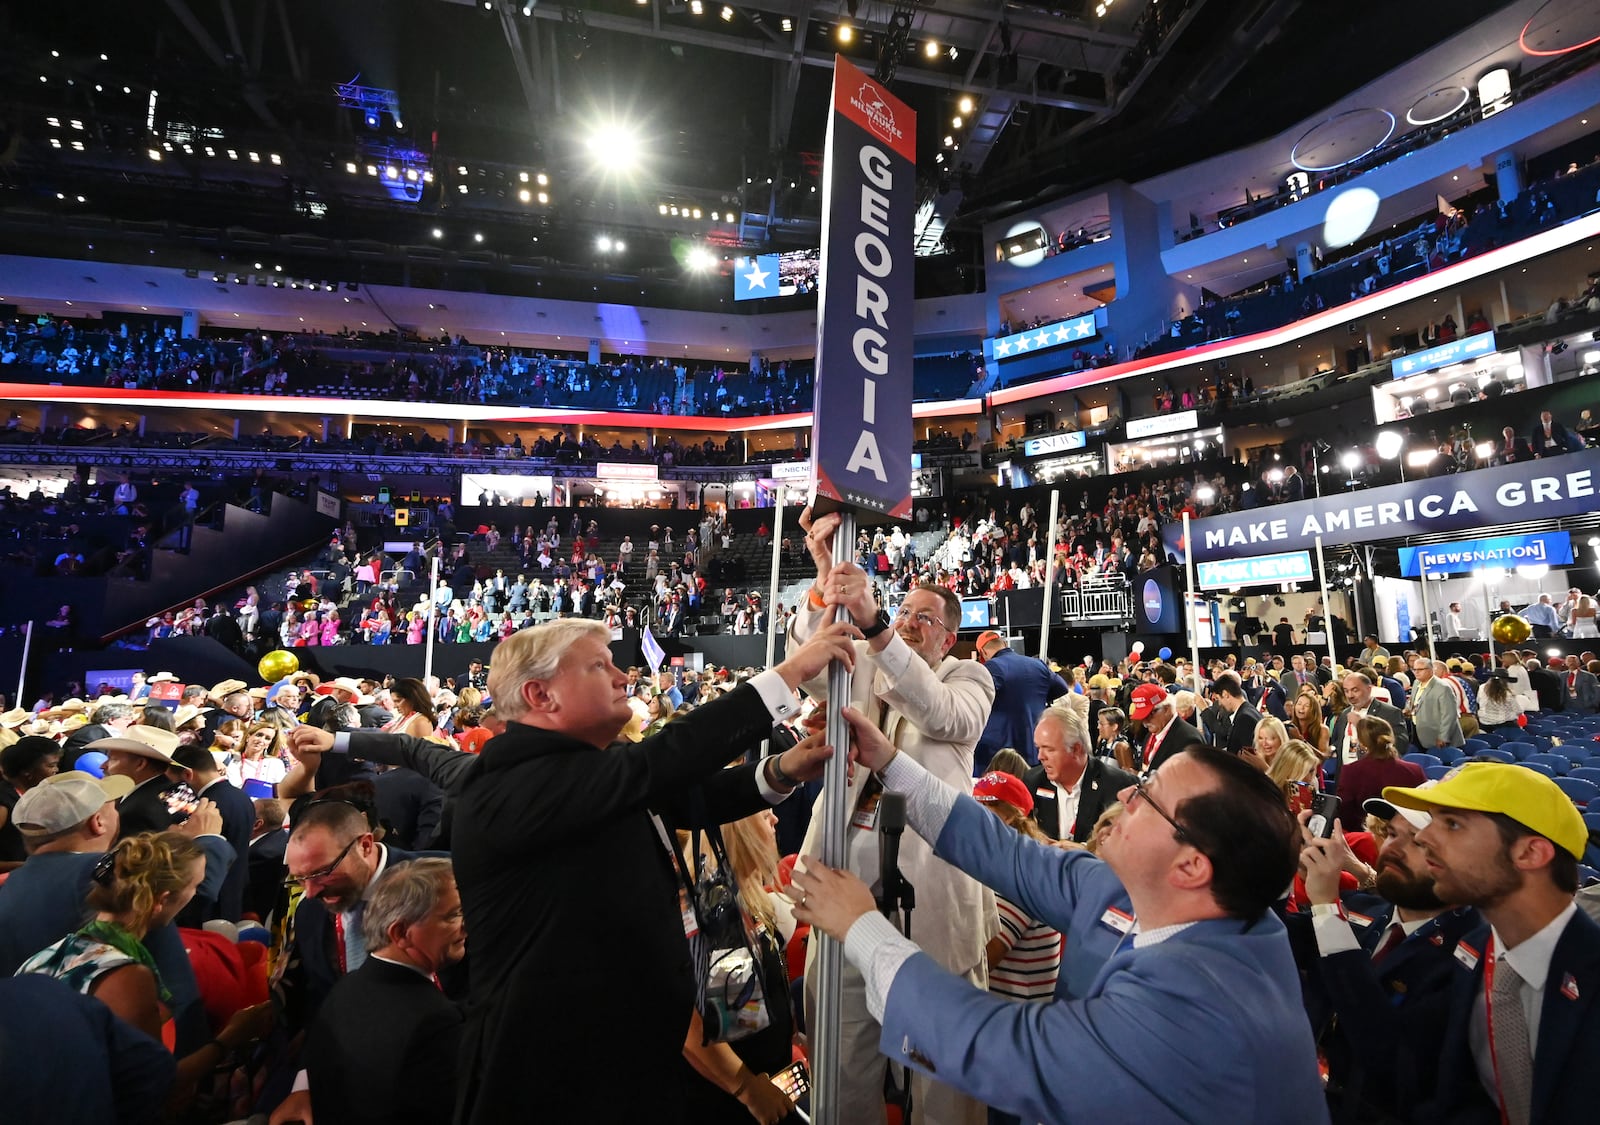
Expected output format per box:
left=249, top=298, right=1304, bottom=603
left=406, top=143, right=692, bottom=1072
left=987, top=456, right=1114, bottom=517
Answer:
left=1403, top=753, right=1443, bottom=770
left=1498, top=741, right=1538, bottom=760
left=1554, top=776, right=1600, bottom=807
left=1581, top=864, right=1600, bottom=887
left=1526, top=754, right=1571, bottom=774
left=1583, top=811, right=1600, bottom=833
left=1474, top=748, right=1516, bottom=763
left=1568, top=768, right=1600, bottom=787
left=1437, top=746, right=1466, bottom=765
left=1424, top=764, right=1453, bottom=781
left=1462, top=738, right=1491, bottom=754
left=1519, top=761, right=1558, bottom=778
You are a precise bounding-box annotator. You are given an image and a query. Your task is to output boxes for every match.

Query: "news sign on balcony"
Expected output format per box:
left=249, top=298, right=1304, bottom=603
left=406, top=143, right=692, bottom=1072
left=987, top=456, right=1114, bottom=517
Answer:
left=1389, top=330, right=1497, bottom=380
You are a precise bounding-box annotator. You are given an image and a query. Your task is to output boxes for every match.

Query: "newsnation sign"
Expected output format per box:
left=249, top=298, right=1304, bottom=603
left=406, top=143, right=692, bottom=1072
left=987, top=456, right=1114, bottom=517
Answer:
left=1170, top=448, right=1600, bottom=564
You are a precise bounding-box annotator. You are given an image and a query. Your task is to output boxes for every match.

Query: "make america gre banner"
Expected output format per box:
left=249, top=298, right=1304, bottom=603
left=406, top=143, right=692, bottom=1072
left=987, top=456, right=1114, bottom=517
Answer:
left=809, top=54, right=915, bottom=519
left=1167, top=448, right=1600, bottom=564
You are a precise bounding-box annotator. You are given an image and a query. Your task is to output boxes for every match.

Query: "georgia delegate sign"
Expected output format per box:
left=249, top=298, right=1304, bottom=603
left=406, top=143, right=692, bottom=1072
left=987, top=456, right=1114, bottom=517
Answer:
left=1167, top=448, right=1600, bottom=564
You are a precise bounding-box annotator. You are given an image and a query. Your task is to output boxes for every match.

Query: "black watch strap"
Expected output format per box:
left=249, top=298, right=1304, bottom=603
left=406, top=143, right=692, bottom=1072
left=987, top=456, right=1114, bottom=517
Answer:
left=859, top=611, right=891, bottom=639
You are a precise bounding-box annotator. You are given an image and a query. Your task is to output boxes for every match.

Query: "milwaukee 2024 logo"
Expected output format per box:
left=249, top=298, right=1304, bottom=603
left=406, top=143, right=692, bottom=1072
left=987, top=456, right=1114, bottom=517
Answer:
left=850, top=82, right=903, bottom=145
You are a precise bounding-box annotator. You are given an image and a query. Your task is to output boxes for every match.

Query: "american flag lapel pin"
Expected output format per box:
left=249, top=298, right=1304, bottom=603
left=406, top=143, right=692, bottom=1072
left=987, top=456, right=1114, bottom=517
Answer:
left=1561, top=973, right=1580, bottom=1001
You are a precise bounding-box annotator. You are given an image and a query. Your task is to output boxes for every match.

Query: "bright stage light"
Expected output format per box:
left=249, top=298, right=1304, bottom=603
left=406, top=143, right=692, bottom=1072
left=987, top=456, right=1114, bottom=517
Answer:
left=1375, top=431, right=1404, bottom=460
left=585, top=121, right=644, bottom=174
left=1322, top=187, right=1381, bottom=248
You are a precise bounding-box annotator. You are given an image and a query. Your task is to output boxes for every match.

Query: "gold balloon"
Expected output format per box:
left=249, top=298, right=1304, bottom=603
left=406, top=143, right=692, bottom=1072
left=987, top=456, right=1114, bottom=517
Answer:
left=257, top=649, right=300, bottom=683
left=1491, top=614, right=1532, bottom=646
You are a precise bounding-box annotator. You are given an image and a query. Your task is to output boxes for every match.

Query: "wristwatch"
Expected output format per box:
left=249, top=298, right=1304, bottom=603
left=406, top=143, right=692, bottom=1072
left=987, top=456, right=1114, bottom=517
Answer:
left=859, top=611, right=891, bottom=639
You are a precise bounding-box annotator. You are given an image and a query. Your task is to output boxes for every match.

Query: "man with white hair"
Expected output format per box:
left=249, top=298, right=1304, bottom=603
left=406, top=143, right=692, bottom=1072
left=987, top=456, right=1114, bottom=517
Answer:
left=1022, top=707, right=1135, bottom=843
left=451, top=615, right=859, bottom=1124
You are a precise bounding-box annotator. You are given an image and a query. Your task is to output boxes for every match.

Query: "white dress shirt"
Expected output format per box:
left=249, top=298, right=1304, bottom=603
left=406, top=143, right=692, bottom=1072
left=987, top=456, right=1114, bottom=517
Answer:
left=1470, top=901, right=1578, bottom=1101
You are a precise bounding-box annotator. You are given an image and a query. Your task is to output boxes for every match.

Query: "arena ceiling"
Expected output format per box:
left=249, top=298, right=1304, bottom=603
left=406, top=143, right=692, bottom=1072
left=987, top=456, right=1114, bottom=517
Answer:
left=0, top=0, right=1521, bottom=298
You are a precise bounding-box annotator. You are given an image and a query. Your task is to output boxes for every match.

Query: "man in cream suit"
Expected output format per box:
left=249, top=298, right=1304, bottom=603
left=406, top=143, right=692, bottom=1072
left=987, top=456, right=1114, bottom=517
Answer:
left=792, top=508, right=995, bottom=1125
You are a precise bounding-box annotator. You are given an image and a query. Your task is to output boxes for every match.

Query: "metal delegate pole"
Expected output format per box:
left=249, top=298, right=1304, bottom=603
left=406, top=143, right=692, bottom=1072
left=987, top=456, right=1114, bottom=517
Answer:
left=1182, top=513, right=1202, bottom=687
left=423, top=553, right=441, bottom=686
left=1037, top=490, right=1062, bottom=668
left=15, top=620, right=33, bottom=710
left=764, top=485, right=787, bottom=671
left=806, top=55, right=917, bottom=1124
left=1415, top=555, right=1438, bottom=663
left=1485, top=579, right=1497, bottom=662
left=1314, top=536, right=1341, bottom=673
left=813, top=509, right=854, bottom=1125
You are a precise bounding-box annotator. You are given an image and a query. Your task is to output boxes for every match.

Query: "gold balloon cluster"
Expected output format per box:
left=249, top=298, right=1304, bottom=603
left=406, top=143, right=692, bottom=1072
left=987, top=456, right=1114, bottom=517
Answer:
left=257, top=649, right=300, bottom=684
left=1491, top=614, right=1532, bottom=646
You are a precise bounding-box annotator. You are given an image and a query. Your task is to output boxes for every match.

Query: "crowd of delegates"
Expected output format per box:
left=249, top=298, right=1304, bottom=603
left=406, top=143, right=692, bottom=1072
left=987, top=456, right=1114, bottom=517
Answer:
left=0, top=316, right=250, bottom=391
left=3, top=502, right=1600, bottom=1122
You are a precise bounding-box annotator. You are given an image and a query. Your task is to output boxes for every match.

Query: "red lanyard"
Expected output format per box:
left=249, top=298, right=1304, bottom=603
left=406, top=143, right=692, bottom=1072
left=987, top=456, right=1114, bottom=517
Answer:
left=332, top=913, right=347, bottom=974
left=1482, top=934, right=1512, bottom=1125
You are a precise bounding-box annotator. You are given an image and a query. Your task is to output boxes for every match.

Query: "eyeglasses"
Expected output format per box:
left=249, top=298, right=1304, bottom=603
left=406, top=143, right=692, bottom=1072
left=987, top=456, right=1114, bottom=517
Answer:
left=893, top=608, right=951, bottom=635
left=285, top=834, right=364, bottom=888
left=1129, top=779, right=1194, bottom=847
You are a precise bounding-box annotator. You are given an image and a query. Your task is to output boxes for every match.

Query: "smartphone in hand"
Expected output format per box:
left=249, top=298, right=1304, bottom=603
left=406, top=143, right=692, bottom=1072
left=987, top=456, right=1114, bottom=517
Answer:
left=1307, top=792, right=1341, bottom=839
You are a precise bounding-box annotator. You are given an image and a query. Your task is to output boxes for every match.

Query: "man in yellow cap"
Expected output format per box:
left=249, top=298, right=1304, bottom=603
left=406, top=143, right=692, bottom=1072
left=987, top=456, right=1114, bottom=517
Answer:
left=1383, top=762, right=1598, bottom=1125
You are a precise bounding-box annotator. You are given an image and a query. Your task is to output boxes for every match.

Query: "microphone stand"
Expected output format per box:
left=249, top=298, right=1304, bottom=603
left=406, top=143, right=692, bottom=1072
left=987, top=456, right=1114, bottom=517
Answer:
left=876, top=793, right=915, bottom=1121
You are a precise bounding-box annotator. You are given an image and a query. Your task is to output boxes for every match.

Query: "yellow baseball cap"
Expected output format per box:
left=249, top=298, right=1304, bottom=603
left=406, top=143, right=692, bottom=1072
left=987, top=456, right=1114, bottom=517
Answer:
left=1384, top=762, right=1588, bottom=860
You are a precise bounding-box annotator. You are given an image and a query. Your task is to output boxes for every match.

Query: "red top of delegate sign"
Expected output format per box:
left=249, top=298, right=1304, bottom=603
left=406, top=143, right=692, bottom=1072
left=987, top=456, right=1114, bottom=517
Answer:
left=832, top=55, right=916, bottom=165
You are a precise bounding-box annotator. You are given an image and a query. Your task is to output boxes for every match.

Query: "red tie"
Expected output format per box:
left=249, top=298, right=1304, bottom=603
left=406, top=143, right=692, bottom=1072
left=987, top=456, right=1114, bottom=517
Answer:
left=1372, top=923, right=1406, bottom=964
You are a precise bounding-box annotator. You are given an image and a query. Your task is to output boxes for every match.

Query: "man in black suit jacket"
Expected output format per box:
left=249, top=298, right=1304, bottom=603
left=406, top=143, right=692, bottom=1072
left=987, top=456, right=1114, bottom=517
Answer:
left=1129, top=685, right=1205, bottom=774
left=450, top=617, right=854, bottom=1125
left=1528, top=410, right=1574, bottom=457
left=1291, top=796, right=1481, bottom=1120
left=1525, top=657, right=1566, bottom=713
left=244, top=799, right=289, bottom=923
left=98, top=730, right=184, bottom=838
left=306, top=858, right=466, bottom=1125
left=1022, top=708, right=1136, bottom=842
left=374, top=765, right=445, bottom=851
left=171, top=745, right=255, bottom=923
left=1388, top=764, right=1600, bottom=1125
left=1212, top=674, right=1261, bottom=756
left=1327, top=672, right=1411, bottom=788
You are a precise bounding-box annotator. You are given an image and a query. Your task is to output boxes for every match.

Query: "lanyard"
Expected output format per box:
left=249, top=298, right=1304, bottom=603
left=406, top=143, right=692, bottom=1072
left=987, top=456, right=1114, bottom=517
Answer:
left=332, top=913, right=348, bottom=975
left=1482, top=933, right=1512, bottom=1125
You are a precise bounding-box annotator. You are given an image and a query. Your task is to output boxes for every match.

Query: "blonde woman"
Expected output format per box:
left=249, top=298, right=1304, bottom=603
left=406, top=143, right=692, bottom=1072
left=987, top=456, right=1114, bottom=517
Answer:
left=1265, top=738, right=1322, bottom=815
left=1246, top=715, right=1290, bottom=772
left=680, top=810, right=795, bottom=1125
left=1572, top=594, right=1599, bottom=638
left=229, top=722, right=290, bottom=788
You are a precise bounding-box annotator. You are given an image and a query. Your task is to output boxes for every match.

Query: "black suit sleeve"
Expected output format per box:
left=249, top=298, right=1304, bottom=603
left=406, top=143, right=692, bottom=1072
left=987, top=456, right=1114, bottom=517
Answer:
left=349, top=732, right=478, bottom=793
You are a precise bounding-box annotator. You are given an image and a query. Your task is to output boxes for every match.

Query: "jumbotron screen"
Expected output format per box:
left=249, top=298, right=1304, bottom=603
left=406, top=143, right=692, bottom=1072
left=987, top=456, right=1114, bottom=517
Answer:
left=733, top=248, right=820, bottom=301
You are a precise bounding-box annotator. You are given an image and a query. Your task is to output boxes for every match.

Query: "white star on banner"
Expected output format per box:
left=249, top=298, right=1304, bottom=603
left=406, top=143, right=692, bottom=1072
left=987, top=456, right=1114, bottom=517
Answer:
left=743, top=261, right=771, bottom=290
left=995, top=339, right=1013, bottom=357
left=1033, top=331, right=1050, bottom=349
left=1072, top=320, right=1093, bottom=338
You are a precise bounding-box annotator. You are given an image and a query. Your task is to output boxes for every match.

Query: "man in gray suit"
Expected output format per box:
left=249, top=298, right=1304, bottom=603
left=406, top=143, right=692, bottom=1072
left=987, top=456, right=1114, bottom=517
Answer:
left=1562, top=655, right=1600, bottom=714
left=1406, top=656, right=1462, bottom=751
left=1327, top=671, right=1410, bottom=789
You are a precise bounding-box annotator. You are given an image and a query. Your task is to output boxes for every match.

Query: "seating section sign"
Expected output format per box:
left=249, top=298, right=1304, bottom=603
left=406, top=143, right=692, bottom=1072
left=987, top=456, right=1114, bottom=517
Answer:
left=809, top=55, right=915, bottom=519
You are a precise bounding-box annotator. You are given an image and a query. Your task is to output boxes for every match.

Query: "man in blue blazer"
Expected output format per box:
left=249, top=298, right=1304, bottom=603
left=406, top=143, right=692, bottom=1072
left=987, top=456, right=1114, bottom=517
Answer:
left=973, top=631, right=1069, bottom=769
left=1387, top=763, right=1600, bottom=1125
left=792, top=710, right=1328, bottom=1125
